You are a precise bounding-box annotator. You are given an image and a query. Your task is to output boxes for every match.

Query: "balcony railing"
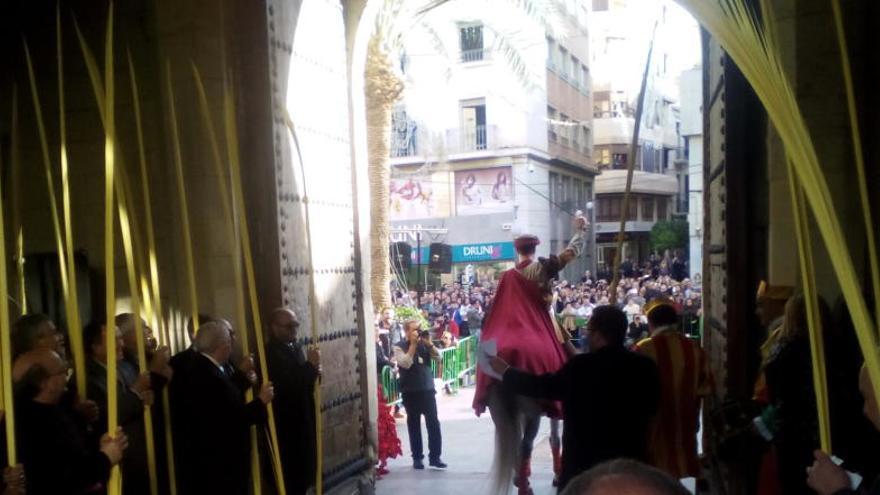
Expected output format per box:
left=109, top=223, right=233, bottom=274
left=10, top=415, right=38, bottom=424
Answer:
left=461, top=48, right=486, bottom=63
left=390, top=125, right=421, bottom=158
left=444, top=125, right=497, bottom=154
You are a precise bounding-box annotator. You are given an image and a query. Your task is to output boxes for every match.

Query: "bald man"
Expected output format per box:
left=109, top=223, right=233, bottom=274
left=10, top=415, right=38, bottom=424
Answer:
left=170, top=321, right=274, bottom=494
left=266, top=308, right=321, bottom=495
left=13, top=349, right=128, bottom=494
left=560, top=459, right=690, bottom=495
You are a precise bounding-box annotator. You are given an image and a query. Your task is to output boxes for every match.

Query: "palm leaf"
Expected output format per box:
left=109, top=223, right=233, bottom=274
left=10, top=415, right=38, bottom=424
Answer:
left=674, top=0, right=880, bottom=428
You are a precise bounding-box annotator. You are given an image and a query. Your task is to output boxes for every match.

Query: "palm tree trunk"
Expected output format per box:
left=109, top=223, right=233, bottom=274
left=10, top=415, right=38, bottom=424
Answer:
left=364, top=34, right=403, bottom=311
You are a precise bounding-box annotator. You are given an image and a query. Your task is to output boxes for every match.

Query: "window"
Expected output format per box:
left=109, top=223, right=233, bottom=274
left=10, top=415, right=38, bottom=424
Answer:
left=657, top=197, right=668, bottom=220
left=581, top=65, right=589, bottom=91
left=600, top=148, right=610, bottom=166
left=546, top=37, right=555, bottom=69
left=612, top=153, right=627, bottom=169
left=582, top=126, right=591, bottom=154
left=642, top=143, right=656, bottom=172
left=597, top=195, right=621, bottom=222
left=547, top=106, right=558, bottom=142
left=559, top=46, right=570, bottom=79
left=561, top=176, right=571, bottom=207
left=559, top=113, right=570, bottom=146
left=641, top=196, right=655, bottom=221
left=592, top=0, right=609, bottom=11
left=572, top=123, right=580, bottom=150
left=571, top=55, right=580, bottom=83
left=627, top=197, right=638, bottom=221
left=460, top=24, right=484, bottom=62
left=460, top=99, right=487, bottom=150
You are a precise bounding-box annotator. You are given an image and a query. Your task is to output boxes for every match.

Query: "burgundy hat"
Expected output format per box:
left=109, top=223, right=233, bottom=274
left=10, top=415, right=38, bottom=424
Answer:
left=514, top=234, right=540, bottom=252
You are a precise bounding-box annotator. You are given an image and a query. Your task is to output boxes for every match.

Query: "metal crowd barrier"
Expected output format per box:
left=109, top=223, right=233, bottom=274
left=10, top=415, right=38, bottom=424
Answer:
left=380, top=365, right=402, bottom=406
left=380, top=336, right=479, bottom=404
left=431, top=336, right=478, bottom=392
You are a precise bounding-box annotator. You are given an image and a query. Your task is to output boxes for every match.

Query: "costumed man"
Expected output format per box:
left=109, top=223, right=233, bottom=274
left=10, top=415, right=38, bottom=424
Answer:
left=635, top=296, right=712, bottom=479
left=752, top=281, right=793, bottom=495
left=473, top=213, right=588, bottom=494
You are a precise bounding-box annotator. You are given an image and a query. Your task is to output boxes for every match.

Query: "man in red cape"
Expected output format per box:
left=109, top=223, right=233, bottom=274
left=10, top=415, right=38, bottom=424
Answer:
left=474, top=214, right=587, bottom=494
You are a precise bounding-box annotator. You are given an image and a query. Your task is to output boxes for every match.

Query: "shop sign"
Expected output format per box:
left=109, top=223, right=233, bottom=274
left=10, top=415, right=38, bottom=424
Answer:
left=452, top=242, right=514, bottom=262
left=408, top=242, right=515, bottom=264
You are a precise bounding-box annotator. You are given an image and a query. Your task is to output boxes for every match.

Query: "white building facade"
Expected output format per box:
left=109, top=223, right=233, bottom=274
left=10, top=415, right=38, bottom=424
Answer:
left=589, top=0, right=694, bottom=270
left=389, top=1, right=598, bottom=286
left=679, top=66, right=703, bottom=280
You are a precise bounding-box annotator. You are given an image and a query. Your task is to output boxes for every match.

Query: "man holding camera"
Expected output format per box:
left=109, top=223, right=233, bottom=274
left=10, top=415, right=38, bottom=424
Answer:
left=393, top=319, right=447, bottom=470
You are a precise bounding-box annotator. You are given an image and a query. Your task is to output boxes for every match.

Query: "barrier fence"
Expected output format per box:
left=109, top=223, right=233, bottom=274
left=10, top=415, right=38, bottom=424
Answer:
left=380, top=316, right=701, bottom=406
left=380, top=336, right=478, bottom=405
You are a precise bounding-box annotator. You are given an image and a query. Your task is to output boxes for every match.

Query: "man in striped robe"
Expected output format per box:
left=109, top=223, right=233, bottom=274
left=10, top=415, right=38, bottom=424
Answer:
left=636, top=297, right=713, bottom=479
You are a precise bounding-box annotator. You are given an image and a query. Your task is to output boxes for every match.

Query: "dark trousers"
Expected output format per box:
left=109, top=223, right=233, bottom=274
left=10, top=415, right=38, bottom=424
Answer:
left=402, top=390, right=442, bottom=461
left=520, top=415, right=541, bottom=459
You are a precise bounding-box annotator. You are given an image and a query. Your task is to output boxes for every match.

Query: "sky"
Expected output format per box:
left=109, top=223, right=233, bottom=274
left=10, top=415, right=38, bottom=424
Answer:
left=591, top=0, right=702, bottom=98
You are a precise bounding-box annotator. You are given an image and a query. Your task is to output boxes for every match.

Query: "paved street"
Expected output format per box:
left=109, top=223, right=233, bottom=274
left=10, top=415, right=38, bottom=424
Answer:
left=376, top=386, right=557, bottom=495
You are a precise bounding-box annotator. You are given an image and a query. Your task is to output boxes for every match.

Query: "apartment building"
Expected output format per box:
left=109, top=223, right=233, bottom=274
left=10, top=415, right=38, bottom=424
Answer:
left=389, top=0, right=598, bottom=285
left=589, top=0, right=689, bottom=266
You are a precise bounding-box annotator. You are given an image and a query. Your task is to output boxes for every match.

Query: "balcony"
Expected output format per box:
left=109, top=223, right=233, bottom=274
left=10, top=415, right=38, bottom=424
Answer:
left=445, top=125, right=496, bottom=153
left=461, top=48, right=487, bottom=63
left=390, top=125, right=423, bottom=158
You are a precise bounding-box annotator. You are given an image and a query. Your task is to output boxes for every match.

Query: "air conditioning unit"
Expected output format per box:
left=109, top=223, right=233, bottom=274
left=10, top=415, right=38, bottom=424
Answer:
left=501, top=223, right=513, bottom=231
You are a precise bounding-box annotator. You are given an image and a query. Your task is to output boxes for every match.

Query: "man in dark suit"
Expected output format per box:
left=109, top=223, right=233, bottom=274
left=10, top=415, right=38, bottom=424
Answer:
left=13, top=348, right=128, bottom=494
left=82, top=321, right=154, bottom=495
left=168, top=313, right=214, bottom=381
left=490, top=305, right=660, bottom=491
left=170, top=321, right=274, bottom=495
left=116, top=313, right=174, bottom=494
left=266, top=308, right=321, bottom=495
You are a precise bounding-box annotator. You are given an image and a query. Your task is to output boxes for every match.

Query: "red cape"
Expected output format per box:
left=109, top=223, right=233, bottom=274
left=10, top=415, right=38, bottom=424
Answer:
left=473, top=267, right=566, bottom=417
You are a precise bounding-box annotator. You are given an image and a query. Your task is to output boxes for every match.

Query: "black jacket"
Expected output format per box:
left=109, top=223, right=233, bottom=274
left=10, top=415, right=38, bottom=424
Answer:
left=395, top=341, right=436, bottom=394
left=16, top=398, right=112, bottom=494
left=84, top=359, right=149, bottom=495
left=169, top=353, right=267, bottom=495
left=266, top=338, right=319, bottom=494
left=503, top=345, right=660, bottom=489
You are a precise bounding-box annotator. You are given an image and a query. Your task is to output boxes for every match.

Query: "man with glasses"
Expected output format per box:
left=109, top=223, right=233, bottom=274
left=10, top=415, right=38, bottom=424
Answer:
left=266, top=308, right=322, bottom=495
left=14, top=348, right=129, bottom=493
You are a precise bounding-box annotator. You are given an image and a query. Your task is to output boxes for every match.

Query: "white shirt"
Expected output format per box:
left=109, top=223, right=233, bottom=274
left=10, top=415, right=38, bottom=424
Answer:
left=201, top=352, right=225, bottom=372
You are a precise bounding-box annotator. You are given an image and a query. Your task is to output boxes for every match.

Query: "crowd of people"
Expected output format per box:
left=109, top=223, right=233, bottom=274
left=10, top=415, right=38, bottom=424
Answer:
left=3, top=307, right=321, bottom=495
left=381, top=257, right=702, bottom=358
left=376, top=259, right=880, bottom=495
